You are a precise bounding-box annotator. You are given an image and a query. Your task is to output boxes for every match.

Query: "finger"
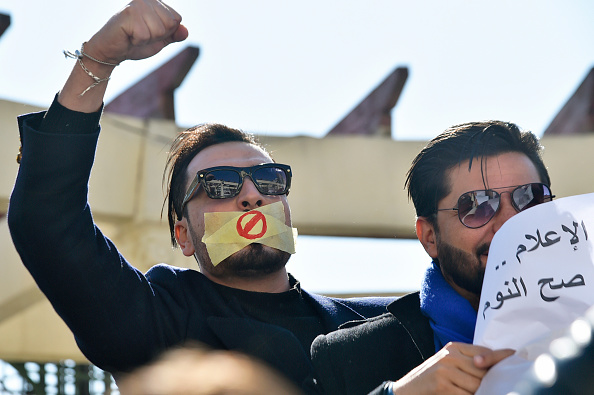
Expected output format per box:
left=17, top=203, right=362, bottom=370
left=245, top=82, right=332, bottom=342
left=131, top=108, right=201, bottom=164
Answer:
left=437, top=346, right=491, bottom=393
left=447, top=366, right=483, bottom=394
left=122, top=0, right=177, bottom=45
left=134, top=4, right=172, bottom=44
left=451, top=342, right=493, bottom=358
left=154, top=2, right=188, bottom=42
left=473, top=348, right=515, bottom=369
left=155, top=0, right=183, bottom=25
left=171, top=24, right=189, bottom=43
left=124, top=0, right=186, bottom=59
left=148, top=0, right=183, bottom=40
left=441, top=343, right=491, bottom=379
left=394, top=359, right=478, bottom=395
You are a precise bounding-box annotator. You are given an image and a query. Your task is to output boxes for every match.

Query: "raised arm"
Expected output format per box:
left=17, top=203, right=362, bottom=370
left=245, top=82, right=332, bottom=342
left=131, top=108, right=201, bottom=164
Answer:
left=8, top=0, right=188, bottom=373
left=59, top=0, right=188, bottom=113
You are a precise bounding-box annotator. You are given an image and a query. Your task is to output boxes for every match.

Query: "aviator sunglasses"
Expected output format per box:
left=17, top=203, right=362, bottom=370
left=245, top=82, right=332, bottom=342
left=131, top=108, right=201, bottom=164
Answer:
left=180, top=163, right=292, bottom=211
left=437, top=183, right=554, bottom=229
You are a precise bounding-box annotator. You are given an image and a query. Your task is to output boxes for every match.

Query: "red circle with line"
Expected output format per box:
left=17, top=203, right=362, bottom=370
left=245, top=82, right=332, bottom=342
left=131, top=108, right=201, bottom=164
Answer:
left=236, top=211, right=268, bottom=239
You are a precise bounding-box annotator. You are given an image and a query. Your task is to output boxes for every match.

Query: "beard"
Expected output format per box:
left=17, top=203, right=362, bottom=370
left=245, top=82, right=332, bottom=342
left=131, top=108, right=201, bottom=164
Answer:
left=191, top=227, right=290, bottom=279
left=435, top=236, right=489, bottom=296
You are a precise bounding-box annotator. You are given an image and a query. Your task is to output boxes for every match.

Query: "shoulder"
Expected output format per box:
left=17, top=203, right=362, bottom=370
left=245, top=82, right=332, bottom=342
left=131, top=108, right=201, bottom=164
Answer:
left=145, top=263, right=204, bottom=281
left=388, top=291, right=421, bottom=313
left=142, top=264, right=225, bottom=315
left=316, top=312, right=400, bottom=347
left=340, top=295, right=396, bottom=311
left=336, top=295, right=395, bottom=319
left=311, top=312, right=418, bottom=395
left=386, top=292, right=432, bottom=349
left=334, top=292, right=422, bottom=331
left=312, top=292, right=433, bottom=360
left=144, top=264, right=209, bottom=290
left=311, top=293, right=433, bottom=395
left=146, top=263, right=188, bottom=278
left=304, top=290, right=395, bottom=320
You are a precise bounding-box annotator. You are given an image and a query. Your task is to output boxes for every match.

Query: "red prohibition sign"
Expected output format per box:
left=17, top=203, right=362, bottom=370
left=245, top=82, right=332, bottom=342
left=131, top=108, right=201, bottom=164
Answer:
left=236, top=211, right=268, bottom=240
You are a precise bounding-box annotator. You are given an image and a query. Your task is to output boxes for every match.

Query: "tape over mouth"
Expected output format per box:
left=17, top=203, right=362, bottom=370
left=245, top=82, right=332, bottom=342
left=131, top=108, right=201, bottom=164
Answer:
left=202, top=201, right=298, bottom=266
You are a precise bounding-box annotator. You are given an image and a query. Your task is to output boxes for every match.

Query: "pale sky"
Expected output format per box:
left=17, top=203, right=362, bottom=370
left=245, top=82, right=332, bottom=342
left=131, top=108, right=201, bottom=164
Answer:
left=1, top=1, right=593, bottom=139
left=1, top=1, right=593, bottom=293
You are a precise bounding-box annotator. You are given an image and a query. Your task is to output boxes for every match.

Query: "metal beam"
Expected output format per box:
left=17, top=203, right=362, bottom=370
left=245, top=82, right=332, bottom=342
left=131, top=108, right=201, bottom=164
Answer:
left=0, top=13, right=10, bottom=39
left=544, top=68, right=594, bottom=135
left=326, top=67, right=408, bottom=137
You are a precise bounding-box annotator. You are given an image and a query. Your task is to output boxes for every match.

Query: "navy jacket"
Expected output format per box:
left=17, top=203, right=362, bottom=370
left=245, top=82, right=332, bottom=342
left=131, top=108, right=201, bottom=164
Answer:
left=8, top=109, right=394, bottom=392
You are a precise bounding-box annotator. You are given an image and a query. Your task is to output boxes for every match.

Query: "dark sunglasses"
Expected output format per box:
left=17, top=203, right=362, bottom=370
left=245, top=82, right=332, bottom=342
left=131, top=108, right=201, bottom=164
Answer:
left=437, top=183, right=554, bottom=228
left=180, top=163, right=292, bottom=211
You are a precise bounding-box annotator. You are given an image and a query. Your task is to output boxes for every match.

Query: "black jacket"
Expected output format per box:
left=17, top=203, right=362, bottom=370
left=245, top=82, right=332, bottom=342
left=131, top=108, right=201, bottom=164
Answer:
left=311, top=292, right=435, bottom=395
left=8, top=107, right=394, bottom=393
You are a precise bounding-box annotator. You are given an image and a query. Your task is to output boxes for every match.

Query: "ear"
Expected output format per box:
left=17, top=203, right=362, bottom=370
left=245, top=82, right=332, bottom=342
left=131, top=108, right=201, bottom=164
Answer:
left=174, top=219, right=196, bottom=257
left=416, top=216, right=438, bottom=259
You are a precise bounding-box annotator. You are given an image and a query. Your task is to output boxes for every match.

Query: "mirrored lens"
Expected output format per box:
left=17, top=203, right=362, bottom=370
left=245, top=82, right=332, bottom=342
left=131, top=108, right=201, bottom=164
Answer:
left=253, top=167, right=288, bottom=194
left=204, top=170, right=241, bottom=198
left=456, top=183, right=552, bottom=228
left=458, top=190, right=500, bottom=228
left=513, top=183, right=550, bottom=211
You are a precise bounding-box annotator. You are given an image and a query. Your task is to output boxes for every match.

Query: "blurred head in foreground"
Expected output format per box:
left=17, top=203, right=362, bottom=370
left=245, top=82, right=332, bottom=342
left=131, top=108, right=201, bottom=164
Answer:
left=118, top=344, right=304, bottom=395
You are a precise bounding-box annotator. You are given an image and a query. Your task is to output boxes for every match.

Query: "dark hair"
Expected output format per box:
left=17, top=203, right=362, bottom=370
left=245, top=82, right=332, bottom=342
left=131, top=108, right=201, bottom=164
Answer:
left=163, top=123, right=262, bottom=247
left=405, top=120, right=551, bottom=223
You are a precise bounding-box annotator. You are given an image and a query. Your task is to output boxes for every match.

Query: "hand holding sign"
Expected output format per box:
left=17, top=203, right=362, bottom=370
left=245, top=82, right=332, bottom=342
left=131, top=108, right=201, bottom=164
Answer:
left=474, top=192, right=594, bottom=394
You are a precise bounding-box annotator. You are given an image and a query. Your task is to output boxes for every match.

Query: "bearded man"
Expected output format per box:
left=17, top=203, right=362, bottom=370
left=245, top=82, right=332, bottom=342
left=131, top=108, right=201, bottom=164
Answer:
left=311, top=121, right=554, bottom=395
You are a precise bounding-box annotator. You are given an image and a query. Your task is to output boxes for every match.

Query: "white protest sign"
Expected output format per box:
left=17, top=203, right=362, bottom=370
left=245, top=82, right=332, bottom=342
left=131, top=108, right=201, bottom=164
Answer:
left=474, top=192, right=594, bottom=394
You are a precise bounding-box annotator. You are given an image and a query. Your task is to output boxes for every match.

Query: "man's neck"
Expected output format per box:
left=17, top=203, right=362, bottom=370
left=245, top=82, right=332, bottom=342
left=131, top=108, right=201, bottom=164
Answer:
left=204, top=268, right=291, bottom=293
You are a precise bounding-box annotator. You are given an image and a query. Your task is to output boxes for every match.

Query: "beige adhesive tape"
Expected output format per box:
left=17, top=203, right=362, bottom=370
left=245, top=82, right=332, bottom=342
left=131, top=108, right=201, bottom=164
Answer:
left=202, top=201, right=298, bottom=266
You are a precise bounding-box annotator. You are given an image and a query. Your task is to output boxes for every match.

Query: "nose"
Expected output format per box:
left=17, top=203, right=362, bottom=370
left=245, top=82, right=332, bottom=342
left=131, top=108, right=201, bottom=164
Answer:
left=491, top=192, right=519, bottom=233
left=236, top=177, right=264, bottom=210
